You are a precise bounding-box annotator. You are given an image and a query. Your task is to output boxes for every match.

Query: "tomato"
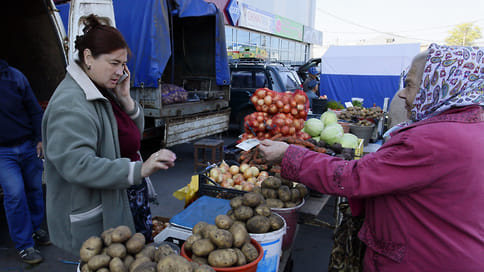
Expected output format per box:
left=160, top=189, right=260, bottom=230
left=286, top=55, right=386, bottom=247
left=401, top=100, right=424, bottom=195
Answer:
left=256, top=89, right=267, bottom=99
left=283, top=104, right=291, bottom=113
left=264, top=95, right=272, bottom=105
left=281, top=125, right=289, bottom=135
left=276, top=100, right=284, bottom=109
left=294, top=93, right=307, bottom=104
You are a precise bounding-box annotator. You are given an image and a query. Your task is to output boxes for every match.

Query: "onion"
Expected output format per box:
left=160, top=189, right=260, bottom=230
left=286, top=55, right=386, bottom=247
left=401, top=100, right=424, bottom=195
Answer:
left=239, top=163, right=250, bottom=173
left=229, top=165, right=240, bottom=175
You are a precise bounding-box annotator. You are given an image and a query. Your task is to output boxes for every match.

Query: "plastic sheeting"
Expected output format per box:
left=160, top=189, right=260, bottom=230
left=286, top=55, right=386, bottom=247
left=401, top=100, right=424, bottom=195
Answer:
left=57, top=0, right=230, bottom=88
left=320, top=44, right=420, bottom=108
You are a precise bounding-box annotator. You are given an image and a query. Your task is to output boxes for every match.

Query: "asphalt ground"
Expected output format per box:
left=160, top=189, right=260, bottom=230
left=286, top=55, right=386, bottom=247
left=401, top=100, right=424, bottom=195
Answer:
left=0, top=130, right=336, bottom=272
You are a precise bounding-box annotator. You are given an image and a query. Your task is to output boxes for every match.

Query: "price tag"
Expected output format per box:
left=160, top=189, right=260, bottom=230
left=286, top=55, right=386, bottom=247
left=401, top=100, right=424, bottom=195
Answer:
left=236, top=139, right=260, bottom=151
left=345, top=101, right=353, bottom=108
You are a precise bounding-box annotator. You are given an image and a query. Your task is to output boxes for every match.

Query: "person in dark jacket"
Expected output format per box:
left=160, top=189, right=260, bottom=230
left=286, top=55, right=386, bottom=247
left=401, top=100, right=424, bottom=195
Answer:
left=303, top=66, right=320, bottom=92
left=0, top=59, right=51, bottom=264
left=306, top=79, right=319, bottom=109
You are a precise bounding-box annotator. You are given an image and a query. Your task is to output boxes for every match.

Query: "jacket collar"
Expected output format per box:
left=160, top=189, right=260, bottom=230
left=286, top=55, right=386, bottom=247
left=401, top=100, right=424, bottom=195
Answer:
left=66, top=61, right=107, bottom=101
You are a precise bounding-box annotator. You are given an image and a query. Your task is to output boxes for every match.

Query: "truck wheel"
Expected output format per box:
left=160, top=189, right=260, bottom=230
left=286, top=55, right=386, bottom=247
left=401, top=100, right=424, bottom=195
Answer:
left=238, top=108, right=255, bottom=134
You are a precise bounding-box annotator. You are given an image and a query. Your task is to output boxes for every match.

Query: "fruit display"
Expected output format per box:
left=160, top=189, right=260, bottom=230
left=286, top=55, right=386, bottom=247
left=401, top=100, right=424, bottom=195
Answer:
left=182, top=218, right=262, bottom=268
left=239, top=88, right=311, bottom=142
left=78, top=225, right=214, bottom=272
left=205, top=160, right=269, bottom=191
left=338, top=106, right=383, bottom=125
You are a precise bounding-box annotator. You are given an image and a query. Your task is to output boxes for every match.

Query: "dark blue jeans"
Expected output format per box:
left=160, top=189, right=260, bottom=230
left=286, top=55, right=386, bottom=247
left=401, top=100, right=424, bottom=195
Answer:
left=0, top=140, right=44, bottom=251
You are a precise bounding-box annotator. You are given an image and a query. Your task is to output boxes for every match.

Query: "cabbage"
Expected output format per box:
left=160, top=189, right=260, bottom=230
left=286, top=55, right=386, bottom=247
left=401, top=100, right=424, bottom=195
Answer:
left=320, top=111, right=338, bottom=126
left=338, top=133, right=359, bottom=149
left=312, top=136, right=320, bottom=142
left=304, top=118, right=324, bottom=137
left=320, top=123, right=344, bottom=145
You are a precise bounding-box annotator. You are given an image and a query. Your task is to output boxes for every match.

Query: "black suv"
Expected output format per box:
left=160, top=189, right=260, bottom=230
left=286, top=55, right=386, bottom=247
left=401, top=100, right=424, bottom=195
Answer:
left=229, top=60, right=302, bottom=132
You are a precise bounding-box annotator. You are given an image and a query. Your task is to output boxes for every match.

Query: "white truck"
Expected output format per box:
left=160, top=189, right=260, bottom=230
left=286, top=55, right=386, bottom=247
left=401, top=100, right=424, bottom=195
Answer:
left=5, top=0, right=231, bottom=148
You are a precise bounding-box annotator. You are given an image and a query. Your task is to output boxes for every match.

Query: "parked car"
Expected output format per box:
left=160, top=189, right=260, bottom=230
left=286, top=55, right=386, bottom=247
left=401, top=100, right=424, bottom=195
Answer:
left=229, top=60, right=302, bottom=132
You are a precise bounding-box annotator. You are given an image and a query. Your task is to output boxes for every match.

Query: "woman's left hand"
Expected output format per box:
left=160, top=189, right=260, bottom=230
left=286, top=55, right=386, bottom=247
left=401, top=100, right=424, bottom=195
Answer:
left=114, top=66, right=135, bottom=112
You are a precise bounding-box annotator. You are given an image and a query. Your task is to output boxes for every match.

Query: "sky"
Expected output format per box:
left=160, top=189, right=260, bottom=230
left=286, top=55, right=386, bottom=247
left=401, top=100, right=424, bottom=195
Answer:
left=315, top=0, right=484, bottom=46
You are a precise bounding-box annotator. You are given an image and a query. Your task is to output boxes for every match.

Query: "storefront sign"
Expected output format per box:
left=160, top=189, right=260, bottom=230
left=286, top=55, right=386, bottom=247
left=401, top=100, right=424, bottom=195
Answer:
left=273, top=16, right=303, bottom=41
left=225, top=0, right=241, bottom=26
left=238, top=4, right=273, bottom=34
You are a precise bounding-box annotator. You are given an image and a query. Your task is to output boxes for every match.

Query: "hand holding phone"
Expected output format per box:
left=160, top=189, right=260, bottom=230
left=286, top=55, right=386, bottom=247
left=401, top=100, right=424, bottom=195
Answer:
left=118, top=70, right=128, bottom=84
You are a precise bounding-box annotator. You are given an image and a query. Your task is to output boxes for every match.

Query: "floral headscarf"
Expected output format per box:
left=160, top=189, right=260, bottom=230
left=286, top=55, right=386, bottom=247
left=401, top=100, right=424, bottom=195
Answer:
left=411, top=43, right=484, bottom=121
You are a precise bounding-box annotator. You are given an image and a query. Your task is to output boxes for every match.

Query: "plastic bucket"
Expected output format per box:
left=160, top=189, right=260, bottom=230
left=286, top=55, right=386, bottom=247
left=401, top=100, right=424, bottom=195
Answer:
left=350, top=123, right=375, bottom=146
left=181, top=238, right=263, bottom=272
left=249, top=214, right=286, bottom=272
left=270, top=198, right=304, bottom=250
left=311, top=98, right=327, bottom=114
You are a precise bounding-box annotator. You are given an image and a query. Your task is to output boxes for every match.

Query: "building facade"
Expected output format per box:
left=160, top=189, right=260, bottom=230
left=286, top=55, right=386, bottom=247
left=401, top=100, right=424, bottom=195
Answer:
left=206, top=0, right=322, bottom=65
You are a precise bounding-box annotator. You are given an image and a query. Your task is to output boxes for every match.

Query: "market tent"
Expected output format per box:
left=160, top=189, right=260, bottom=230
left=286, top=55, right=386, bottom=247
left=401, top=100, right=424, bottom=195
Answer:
left=320, top=43, right=421, bottom=108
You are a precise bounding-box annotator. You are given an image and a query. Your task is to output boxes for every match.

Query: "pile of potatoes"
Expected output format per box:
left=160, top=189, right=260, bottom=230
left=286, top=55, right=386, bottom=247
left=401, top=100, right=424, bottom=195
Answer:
left=184, top=217, right=260, bottom=268
left=252, top=176, right=308, bottom=209
left=79, top=225, right=215, bottom=272
left=226, top=192, right=286, bottom=234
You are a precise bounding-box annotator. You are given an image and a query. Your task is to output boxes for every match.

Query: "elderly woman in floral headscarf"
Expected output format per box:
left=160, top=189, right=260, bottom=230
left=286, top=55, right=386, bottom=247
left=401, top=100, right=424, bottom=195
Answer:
left=258, top=43, right=484, bottom=272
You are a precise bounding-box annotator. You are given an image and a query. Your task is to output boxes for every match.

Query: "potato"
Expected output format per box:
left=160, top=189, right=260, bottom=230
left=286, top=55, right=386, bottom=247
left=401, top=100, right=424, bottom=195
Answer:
left=229, top=223, right=250, bottom=248
left=215, top=214, right=234, bottom=230
left=194, top=264, right=216, bottom=272
left=153, top=243, right=176, bottom=262
left=87, top=254, right=111, bottom=270
left=106, top=243, right=127, bottom=258
left=80, top=263, right=92, bottom=272
left=156, top=254, right=193, bottom=272
left=242, top=192, right=264, bottom=208
left=191, top=238, right=216, bottom=257
left=184, top=234, right=203, bottom=252
left=226, top=209, right=236, bottom=221
left=246, top=215, right=271, bottom=233
left=126, top=233, right=146, bottom=254
left=208, top=249, right=238, bottom=268
left=109, top=257, right=128, bottom=272
left=101, top=228, right=115, bottom=246
left=251, top=185, right=262, bottom=194
left=295, top=183, right=308, bottom=198
left=290, top=188, right=301, bottom=202
left=269, top=214, right=284, bottom=231
left=80, top=236, right=103, bottom=262
left=202, top=224, right=218, bottom=239
left=111, top=225, right=132, bottom=243
left=277, top=185, right=291, bottom=202
left=241, top=242, right=259, bottom=262
left=265, top=198, right=284, bottom=209
left=97, top=268, right=109, bottom=272
left=229, top=196, right=243, bottom=209
left=193, top=221, right=209, bottom=235
left=123, top=255, right=134, bottom=268
left=233, top=248, right=247, bottom=266
left=136, top=244, right=156, bottom=260
left=128, top=256, right=150, bottom=272
left=132, top=261, right=156, bottom=272
left=208, top=229, right=233, bottom=249
left=261, top=188, right=277, bottom=199
left=284, top=202, right=297, bottom=208
left=233, top=206, right=253, bottom=221
left=262, top=176, right=281, bottom=189
left=191, top=255, right=208, bottom=265
left=254, top=204, right=271, bottom=217
left=280, top=177, right=293, bottom=187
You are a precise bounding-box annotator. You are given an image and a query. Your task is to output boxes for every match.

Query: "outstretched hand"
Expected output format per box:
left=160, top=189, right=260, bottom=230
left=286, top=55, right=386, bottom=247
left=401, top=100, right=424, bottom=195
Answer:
left=141, top=149, right=176, bottom=177
left=258, top=139, right=289, bottom=164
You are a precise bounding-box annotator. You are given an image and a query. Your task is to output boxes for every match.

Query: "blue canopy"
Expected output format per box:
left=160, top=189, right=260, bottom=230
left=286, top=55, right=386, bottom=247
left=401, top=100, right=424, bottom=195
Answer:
left=57, top=0, right=230, bottom=87
left=114, top=0, right=230, bottom=87
left=320, top=44, right=420, bottom=108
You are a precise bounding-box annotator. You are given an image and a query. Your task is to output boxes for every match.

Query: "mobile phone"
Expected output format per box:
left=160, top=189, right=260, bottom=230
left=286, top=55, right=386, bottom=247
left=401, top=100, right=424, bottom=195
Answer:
left=118, top=70, right=128, bottom=84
